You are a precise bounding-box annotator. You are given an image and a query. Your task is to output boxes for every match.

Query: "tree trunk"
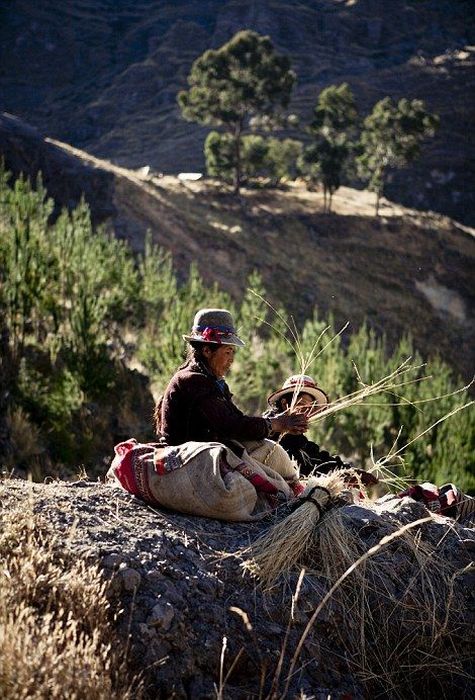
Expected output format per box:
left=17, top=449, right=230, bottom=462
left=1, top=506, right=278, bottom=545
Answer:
left=233, top=122, right=243, bottom=196
left=375, top=169, right=386, bottom=217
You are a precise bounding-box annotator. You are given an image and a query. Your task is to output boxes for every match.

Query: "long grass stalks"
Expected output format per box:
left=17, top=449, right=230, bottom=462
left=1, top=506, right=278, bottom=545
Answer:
left=249, top=289, right=349, bottom=412
left=243, top=471, right=348, bottom=587
left=305, top=357, right=426, bottom=424
left=245, top=482, right=472, bottom=699
left=376, top=400, right=475, bottom=471
left=280, top=516, right=433, bottom=699
left=369, top=400, right=475, bottom=491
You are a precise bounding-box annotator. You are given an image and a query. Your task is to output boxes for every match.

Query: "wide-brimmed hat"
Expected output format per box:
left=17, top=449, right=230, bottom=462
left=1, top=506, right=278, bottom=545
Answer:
left=183, top=308, right=245, bottom=347
left=267, top=374, right=329, bottom=407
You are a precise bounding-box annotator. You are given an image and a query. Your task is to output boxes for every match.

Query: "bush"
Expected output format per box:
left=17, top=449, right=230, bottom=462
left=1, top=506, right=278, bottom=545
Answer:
left=266, top=137, right=302, bottom=185
left=204, top=132, right=302, bottom=187
left=204, top=131, right=235, bottom=182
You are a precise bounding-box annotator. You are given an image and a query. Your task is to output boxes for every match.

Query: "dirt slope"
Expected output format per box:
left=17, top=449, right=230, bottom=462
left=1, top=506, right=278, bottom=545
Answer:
left=1, top=478, right=474, bottom=698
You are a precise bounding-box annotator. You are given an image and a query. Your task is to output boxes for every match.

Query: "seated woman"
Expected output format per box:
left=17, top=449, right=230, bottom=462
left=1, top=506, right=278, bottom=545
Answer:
left=264, top=374, right=377, bottom=485
left=156, top=308, right=307, bottom=451
left=108, top=309, right=310, bottom=522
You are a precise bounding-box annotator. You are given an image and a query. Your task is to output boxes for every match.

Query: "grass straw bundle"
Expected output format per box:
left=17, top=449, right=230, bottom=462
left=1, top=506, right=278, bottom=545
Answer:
left=245, top=482, right=473, bottom=698
left=292, top=511, right=470, bottom=698
left=244, top=471, right=348, bottom=587
left=305, top=357, right=425, bottom=425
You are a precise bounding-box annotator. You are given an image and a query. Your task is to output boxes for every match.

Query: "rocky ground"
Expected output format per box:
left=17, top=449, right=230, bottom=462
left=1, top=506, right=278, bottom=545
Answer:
left=1, top=477, right=474, bottom=699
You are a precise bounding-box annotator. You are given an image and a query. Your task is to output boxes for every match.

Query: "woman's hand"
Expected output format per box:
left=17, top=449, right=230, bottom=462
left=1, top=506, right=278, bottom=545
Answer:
left=356, top=469, right=379, bottom=486
left=342, top=469, right=379, bottom=487
left=270, top=412, right=308, bottom=435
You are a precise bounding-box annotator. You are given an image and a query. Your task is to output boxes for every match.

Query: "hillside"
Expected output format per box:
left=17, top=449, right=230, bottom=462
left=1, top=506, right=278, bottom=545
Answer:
left=1, top=477, right=474, bottom=698
left=0, top=115, right=475, bottom=378
left=0, top=1, right=474, bottom=224
left=1, top=112, right=474, bottom=383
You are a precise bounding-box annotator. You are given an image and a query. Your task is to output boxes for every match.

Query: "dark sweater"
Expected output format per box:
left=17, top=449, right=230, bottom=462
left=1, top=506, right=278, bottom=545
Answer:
left=263, top=407, right=351, bottom=477
left=274, top=433, right=349, bottom=477
left=160, top=361, right=270, bottom=446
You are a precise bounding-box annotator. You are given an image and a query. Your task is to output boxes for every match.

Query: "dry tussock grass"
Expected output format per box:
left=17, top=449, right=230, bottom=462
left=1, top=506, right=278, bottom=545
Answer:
left=244, top=471, right=349, bottom=586
left=0, top=500, right=142, bottom=699
left=303, top=513, right=472, bottom=698
left=4, top=407, right=44, bottom=467
left=246, top=477, right=474, bottom=699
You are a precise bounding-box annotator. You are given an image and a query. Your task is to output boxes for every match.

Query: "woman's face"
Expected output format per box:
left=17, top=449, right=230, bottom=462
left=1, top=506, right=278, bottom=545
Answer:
left=204, top=345, right=236, bottom=378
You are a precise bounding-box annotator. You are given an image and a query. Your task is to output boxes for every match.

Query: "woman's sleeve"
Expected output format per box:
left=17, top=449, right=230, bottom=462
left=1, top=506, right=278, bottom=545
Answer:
left=305, top=440, right=350, bottom=472
left=198, top=392, right=270, bottom=441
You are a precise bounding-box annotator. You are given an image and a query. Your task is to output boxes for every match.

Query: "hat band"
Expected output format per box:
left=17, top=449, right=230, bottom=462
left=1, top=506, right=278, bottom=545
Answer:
left=193, top=325, right=235, bottom=344
left=194, top=325, right=234, bottom=333
left=287, top=380, right=317, bottom=390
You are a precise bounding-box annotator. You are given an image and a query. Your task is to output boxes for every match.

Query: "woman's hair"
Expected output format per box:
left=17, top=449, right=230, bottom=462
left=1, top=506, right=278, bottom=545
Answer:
left=183, top=341, right=220, bottom=366
left=153, top=398, right=164, bottom=436
left=153, top=341, right=221, bottom=436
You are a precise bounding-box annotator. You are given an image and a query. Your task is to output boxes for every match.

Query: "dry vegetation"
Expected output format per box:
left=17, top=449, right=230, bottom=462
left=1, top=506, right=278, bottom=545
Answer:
left=0, top=496, right=142, bottom=700
left=0, top=478, right=473, bottom=698
left=246, top=473, right=474, bottom=698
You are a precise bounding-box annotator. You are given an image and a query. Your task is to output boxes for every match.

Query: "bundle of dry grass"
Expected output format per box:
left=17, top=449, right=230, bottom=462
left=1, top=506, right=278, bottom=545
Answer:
left=244, top=471, right=351, bottom=586
left=0, top=500, right=142, bottom=700
left=245, top=489, right=474, bottom=698
left=305, top=357, right=422, bottom=422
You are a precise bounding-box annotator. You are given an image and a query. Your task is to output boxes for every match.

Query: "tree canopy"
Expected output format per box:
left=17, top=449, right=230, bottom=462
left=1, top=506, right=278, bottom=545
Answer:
left=300, top=83, right=358, bottom=212
left=310, top=82, right=359, bottom=135
left=178, top=30, right=296, bottom=193
left=204, top=131, right=302, bottom=187
left=357, top=97, right=439, bottom=215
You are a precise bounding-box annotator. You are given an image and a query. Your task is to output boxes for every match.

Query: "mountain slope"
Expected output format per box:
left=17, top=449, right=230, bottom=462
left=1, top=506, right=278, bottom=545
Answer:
left=0, top=0, right=474, bottom=223
left=1, top=112, right=474, bottom=381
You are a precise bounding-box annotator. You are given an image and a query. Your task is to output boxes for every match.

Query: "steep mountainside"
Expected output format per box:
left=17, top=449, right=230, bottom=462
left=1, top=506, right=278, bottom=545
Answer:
left=0, top=0, right=474, bottom=224
left=2, top=112, right=474, bottom=382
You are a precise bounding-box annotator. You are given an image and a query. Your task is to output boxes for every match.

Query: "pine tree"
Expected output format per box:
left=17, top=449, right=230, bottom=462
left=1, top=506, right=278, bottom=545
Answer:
left=178, top=30, right=295, bottom=194
left=300, top=83, right=358, bottom=212
left=357, top=97, right=439, bottom=215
